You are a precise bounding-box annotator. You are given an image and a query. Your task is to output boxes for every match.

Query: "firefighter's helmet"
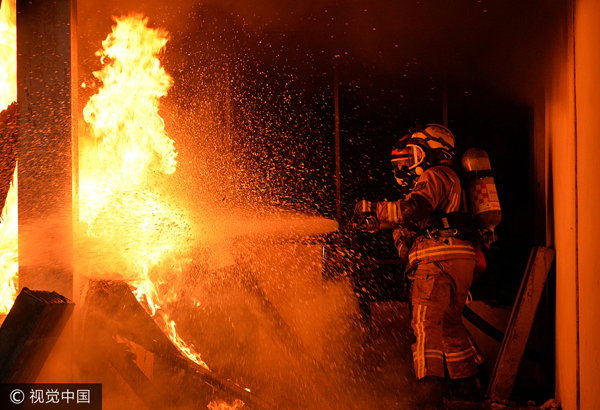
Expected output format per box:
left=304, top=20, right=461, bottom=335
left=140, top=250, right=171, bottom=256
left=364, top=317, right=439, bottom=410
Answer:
left=391, top=124, right=456, bottom=188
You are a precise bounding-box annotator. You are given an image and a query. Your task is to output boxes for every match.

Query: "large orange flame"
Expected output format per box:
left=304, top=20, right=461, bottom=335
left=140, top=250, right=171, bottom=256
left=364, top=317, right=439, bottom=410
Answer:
left=0, top=0, right=17, bottom=315
left=0, top=0, right=16, bottom=109
left=80, top=14, right=206, bottom=369
left=81, top=14, right=176, bottom=226
left=0, top=5, right=206, bottom=368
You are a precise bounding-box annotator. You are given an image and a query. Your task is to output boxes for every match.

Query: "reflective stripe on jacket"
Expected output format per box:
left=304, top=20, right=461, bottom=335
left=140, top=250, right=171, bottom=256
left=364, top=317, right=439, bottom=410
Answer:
left=408, top=165, right=476, bottom=266
left=408, top=235, right=476, bottom=266
left=376, top=164, right=476, bottom=266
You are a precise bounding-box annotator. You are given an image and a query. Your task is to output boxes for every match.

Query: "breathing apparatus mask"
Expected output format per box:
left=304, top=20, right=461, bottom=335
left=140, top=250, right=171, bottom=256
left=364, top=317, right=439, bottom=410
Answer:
left=391, top=124, right=456, bottom=188
left=391, top=140, right=426, bottom=188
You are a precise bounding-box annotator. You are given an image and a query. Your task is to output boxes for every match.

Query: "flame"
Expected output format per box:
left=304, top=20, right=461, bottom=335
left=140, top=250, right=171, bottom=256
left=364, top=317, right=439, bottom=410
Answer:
left=207, top=399, right=245, bottom=410
left=0, top=171, right=17, bottom=314
left=0, top=5, right=206, bottom=368
left=81, top=15, right=206, bottom=369
left=0, top=0, right=17, bottom=315
left=81, top=13, right=176, bottom=226
left=0, top=0, right=16, bottom=109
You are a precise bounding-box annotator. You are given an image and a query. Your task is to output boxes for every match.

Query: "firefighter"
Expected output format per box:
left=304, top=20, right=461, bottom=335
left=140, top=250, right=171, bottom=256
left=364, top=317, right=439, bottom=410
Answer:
left=354, top=124, right=483, bottom=409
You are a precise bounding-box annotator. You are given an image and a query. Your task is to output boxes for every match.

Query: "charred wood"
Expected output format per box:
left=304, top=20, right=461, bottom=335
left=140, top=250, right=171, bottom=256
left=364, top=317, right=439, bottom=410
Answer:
left=81, top=279, right=181, bottom=358
left=0, top=287, right=74, bottom=383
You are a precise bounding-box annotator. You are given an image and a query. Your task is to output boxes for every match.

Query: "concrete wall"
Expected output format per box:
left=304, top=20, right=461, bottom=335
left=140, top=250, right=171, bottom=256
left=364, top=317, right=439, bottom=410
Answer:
left=546, top=0, right=600, bottom=408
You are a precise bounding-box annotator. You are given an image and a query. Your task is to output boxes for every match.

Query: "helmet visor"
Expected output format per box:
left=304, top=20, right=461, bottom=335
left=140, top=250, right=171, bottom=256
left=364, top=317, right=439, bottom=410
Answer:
left=391, top=145, right=424, bottom=173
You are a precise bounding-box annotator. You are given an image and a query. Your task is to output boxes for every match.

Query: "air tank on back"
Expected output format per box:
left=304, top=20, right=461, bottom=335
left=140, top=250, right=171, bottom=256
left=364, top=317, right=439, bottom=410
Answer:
left=461, top=148, right=502, bottom=231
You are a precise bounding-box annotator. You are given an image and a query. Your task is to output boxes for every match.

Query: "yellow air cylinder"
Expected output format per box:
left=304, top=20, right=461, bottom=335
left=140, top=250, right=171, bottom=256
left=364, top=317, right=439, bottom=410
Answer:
left=461, top=148, right=502, bottom=230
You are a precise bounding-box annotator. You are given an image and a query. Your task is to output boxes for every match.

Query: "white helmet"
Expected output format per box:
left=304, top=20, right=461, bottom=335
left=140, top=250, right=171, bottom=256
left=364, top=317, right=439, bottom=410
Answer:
left=391, top=124, right=456, bottom=187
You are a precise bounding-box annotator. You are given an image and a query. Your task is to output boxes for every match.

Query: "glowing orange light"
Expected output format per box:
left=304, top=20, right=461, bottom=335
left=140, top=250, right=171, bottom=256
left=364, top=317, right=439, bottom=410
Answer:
left=0, top=171, right=17, bottom=314
left=0, top=6, right=205, bottom=367
left=0, top=0, right=18, bottom=315
left=207, top=399, right=245, bottom=410
left=0, top=0, right=16, bottom=109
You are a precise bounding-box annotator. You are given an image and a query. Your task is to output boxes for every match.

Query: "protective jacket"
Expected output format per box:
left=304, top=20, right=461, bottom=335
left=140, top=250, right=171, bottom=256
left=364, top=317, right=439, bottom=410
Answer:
left=375, top=165, right=477, bottom=267
left=375, top=164, right=482, bottom=380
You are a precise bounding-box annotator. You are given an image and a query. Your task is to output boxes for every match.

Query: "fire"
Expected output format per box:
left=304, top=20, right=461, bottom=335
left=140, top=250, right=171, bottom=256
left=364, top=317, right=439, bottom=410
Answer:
left=81, top=14, right=176, bottom=226
left=80, top=15, right=206, bottom=368
left=0, top=4, right=206, bottom=368
left=0, top=0, right=17, bottom=315
left=207, top=399, right=245, bottom=410
left=0, top=0, right=16, bottom=109
left=0, top=171, right=17, bottom=314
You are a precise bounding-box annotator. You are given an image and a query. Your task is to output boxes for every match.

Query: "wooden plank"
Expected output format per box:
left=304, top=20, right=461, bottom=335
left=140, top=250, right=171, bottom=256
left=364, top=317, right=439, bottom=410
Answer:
left=0, top=287, right=74, bottom=382
left=487, top=246, right=555, bottom=402
left=81, top=280, right=181, bottom=358
left=104, top=338, right=172, bottom=410
left=152, top=346, right=281, bottom=410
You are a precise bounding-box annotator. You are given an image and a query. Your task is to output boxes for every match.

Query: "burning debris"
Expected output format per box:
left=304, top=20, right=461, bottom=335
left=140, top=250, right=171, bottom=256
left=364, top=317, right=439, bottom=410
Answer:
left=208, top=398, right=246, bottom=410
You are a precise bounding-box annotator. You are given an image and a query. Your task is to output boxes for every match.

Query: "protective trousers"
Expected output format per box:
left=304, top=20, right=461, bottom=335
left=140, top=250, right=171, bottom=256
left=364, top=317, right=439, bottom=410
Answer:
left=410, top=258, right=480, bottom=379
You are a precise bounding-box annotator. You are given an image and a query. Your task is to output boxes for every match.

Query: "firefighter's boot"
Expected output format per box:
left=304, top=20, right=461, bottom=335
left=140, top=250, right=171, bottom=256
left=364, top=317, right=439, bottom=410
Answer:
left=412, top=376, right=445, bottom=410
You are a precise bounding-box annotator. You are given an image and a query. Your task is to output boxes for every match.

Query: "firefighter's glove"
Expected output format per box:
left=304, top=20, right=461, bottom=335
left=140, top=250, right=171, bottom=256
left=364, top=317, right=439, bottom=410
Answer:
left=352, top=200, right=380, bottom=233
left=393, top=227, right=416, bottom=265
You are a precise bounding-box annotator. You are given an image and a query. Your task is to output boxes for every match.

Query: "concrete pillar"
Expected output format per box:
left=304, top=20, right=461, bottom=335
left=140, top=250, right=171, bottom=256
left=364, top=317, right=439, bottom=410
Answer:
left=17, top=0, right=77, bottom=299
